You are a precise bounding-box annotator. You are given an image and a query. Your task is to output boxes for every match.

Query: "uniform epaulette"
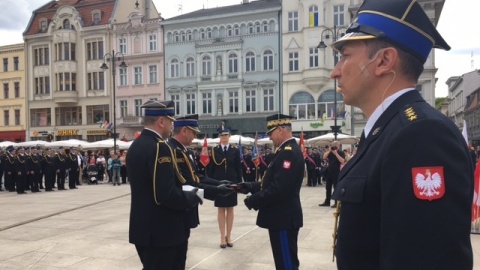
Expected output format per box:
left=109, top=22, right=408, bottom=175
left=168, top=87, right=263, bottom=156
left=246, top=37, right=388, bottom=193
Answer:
left=284, top=146, right=292, bottom=150
left=400, top=104, right=426, bottom=126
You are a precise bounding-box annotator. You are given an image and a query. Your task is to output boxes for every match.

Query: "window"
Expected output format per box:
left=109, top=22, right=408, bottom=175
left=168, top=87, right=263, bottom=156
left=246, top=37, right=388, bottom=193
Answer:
left=13, top=57, right=19, bottom=71
left=3, top=58, right=8, bottom=72
left=200, top=29, right=205, bottom=39
left=289, top=52, right=299, bottom=72
left=174, top=32, right=179, bottom=42
left=63, top=19, right=71, bottom=30
left=14, top=109, right=20, bottom=125
left=246, top=90, right=256, bottom=112
left=56, top=72, right=77, bottom=91
left=14, top=82, right=19, bottom=98
left=186, top=92, right=196, bottom=114
left=262, top=21, right=269, bottom=32
left=187, top=31, right=192, bottom=41
left=120, top=100, right=127, bottom=117
left=86, top=105, right=107, bottom=124
left=56, top=106, right=82, bottom=125
left=229, top=91, right=239, bottom=113
left=334, top=5, right=345, bottom=26
left=207, top=28, right=212, bottom=39
left=170, top=59, right=179, bottom=78
left=309, top=48, right=319, bottom=68
left=255, top=22, right=261, bottom=33
left=40, top=20, right=48, bottom=32
left=202, top=92, right=212, bottom=114
left=86, top=39, right=104, bottom=60
left=202, top=56, right=211, bottom=76
left=87, top=72, right=104, bottom=90
left=227, top=26, right=233, bottom=36
left=119, top=67, right=127, bottom=86
left=309, top=5, right=319, bottom=27
left=149, top=65, right=158, bottom=83
left=181, top=31, right=186, bottom=42
left=288, top=11, right=299, bottom=32
left=248, top=23, right=254, bottom=34
left=33, top=46, right=49, bottom=66
left=119, top=38, right=127, bottom=54
left=318, top=89, right=344, bottom=119
left=3, top=83, right=8, bottom=99
left=134, top=67, right=143, bottom=84
left=289, top=92, right=315, bottom=120
left=30, top=108, right=51, bottom=127
left=186, top=57, right=195, bottom=77
left=34, top=76, right=50, bottom=94
left=149, top=35, right=157, bottom=51
left=263, top=50, right=274, bottom=71
left=93, top=12, right=101, bottom=25
left=234, top=25, right=240, bottom=36
left=228, top=53, right=238, bottom=74
left=263, top=88, right=274, bottom=111
left=245, top=52, right=256, bottom=72
left=4, top=110, right=9, bottom=126
left=134, top=99, right=142, bottom=116
left=170, top=93, right=180, bottom=115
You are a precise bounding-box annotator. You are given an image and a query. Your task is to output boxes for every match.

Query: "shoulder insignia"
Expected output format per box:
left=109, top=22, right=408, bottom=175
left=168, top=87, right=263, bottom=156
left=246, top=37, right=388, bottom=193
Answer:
left=157, top=139, right=166, bottom=144
left=284, top=146, right=292, bottom=150
left=404, top=107, right=418, bottom=122
left=158, top=157, right=171, bottom=164
left=176, top=158, right=185, bottom=163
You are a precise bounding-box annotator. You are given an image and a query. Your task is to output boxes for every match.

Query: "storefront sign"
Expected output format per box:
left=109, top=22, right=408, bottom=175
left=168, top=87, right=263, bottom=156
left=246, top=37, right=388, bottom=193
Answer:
left=310, top=122, right=324, bottom=128
left=57, top=129, right=78, bottom=136
left=87, top=130, right=107, bottom=135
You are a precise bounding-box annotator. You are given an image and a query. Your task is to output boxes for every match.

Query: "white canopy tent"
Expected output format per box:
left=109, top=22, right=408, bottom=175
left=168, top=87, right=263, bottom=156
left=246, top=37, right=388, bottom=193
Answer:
left=306, top=132, right=359, bottom=146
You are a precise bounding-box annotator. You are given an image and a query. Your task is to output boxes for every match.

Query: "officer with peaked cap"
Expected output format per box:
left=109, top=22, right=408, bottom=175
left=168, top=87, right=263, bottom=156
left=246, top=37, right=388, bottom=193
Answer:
left=4, top=146, right=17, bottom=192
left=127, top=100, right=203, bottom=269
left=329, top=0, right=473, bottom=269
left=41, top=148, right=56, bottom=192
left=168, top=114, right=234, bottom=263
left=237, top=113, right=304, bottom=270
left=26, top=147, right=42, bottom=192
left=54, top=146, right=67, bottom=190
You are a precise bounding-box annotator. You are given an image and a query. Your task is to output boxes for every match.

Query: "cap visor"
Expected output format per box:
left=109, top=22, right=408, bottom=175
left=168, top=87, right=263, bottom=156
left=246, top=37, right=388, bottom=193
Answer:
left=187, top=126, right=201, bottom=133
left=266, top=127, right=277, bottom=135
left=332, top=32, right=377, bottom=51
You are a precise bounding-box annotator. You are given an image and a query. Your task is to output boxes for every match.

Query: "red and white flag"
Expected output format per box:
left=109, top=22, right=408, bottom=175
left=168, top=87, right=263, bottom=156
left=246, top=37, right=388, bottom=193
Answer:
left=200, top=136, right=210, bottom=167
left=299, top=129, right=307, bottom=159
left=472, top=161, right=480, bottom=222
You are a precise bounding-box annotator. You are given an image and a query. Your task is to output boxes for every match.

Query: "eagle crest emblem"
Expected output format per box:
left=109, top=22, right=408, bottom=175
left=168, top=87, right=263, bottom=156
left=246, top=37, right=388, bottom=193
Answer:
left=411, top=167, right=445, bottom=201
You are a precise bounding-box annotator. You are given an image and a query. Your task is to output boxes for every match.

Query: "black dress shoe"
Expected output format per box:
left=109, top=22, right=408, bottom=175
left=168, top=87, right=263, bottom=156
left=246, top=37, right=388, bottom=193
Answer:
left=319, top=202, right=330, bottom=207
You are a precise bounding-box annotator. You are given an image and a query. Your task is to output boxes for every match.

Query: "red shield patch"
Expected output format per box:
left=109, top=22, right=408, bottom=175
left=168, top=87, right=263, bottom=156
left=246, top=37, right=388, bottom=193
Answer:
left=283, top=161, right=291, bottom=169
left=411, top=166, right=445, bottom=201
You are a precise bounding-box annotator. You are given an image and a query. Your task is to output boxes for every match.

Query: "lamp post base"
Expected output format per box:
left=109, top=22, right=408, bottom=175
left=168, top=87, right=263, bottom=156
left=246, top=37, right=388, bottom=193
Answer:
left=331, top=125, right=341, bottom=140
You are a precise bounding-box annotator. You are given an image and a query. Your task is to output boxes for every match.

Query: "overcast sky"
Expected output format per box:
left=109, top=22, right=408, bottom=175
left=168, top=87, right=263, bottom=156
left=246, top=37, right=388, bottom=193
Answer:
left=0, top=0, right=478, bottom=97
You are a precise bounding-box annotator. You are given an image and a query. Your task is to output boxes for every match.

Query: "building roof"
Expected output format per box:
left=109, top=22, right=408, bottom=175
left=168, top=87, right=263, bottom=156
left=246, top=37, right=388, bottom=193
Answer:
left=164, top=0, right=280, bottom=22
left=24, top=0, right=116, bottom=36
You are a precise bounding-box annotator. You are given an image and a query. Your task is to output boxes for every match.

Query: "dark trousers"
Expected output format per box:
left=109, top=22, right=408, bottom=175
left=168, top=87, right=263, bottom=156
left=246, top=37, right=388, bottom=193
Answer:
left=307, top=168, right=316, bottom=186
left=45, top=172, right=55, bottom=191
left=57, top=170, right=66, bottom=189
left=268, top=229, right=299, bottom=270
left=16, top=173, right=27, bottom=193
left=120, top=165, right=127, bottom=183
left=5, top=172, right=15, bottom=191
left=324, top=171, right=339, bottom=203
left=69, top=169, right=78, bottom=188
left=135, top=241, right=188, bottom=270
left=29, top=173, right=40, bottom=191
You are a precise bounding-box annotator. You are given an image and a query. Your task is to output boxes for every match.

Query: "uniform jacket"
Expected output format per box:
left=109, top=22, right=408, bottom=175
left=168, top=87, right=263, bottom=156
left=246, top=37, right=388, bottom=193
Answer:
left=54, top=153, right=67, bottom=171
left=15, top=154, right=28, bottom=175
left=208, top=144, right=242, bottom=183
left=3, top=153, right=16, bottom=174
left=127, top=129, right=195, bottom=248
left=332, top=90, right=473, bottom=269
left=27, top=154, right=42, bottom=174
left=41, top=154, right=56, bottom=175
left=247, top=138, right=304, bottom=230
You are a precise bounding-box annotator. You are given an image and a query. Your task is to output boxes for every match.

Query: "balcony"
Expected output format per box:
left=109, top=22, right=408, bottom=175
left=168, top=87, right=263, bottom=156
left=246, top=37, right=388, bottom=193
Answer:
left=53, top=90, right=78, bottom=104
left=118, top=115, right=143, bottom=127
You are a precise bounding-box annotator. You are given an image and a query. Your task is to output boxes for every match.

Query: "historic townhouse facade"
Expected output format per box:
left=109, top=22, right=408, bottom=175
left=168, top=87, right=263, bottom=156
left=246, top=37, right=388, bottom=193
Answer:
left=161, top=0, right=282, bottom=137
left=282, top=0, right=446, bottom=139
left=0, top=43, right=26, bottom=142
left=24, top=0, right=161, bottom=142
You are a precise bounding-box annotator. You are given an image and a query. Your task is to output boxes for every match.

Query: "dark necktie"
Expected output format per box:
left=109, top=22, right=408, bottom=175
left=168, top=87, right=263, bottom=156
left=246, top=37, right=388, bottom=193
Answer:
left=223, top=146, right=227, bottom=154
left=357, top=131, right=366, bottom=151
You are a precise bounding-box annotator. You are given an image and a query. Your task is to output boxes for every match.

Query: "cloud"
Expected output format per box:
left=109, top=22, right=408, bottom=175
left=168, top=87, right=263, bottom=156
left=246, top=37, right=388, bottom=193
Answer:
left=0, top=0, right=47, bottom=31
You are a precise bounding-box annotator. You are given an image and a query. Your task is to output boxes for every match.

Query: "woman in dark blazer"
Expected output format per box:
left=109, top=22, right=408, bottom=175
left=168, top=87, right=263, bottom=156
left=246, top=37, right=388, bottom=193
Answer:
left=208, top=127, right=242, bottom=248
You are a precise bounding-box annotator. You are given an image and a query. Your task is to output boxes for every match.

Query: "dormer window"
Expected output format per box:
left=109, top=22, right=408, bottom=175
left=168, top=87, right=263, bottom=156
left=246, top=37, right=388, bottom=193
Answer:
left=63, top=19, right=71, bottom=30
left=39, top=19, right=48, bottom=32
left=91, top=10, right=102, bottom=25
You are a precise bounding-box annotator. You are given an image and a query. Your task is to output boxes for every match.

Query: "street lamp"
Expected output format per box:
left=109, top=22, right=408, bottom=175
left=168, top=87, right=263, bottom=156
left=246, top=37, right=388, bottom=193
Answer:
left=100, top=50, right=127, bottom=154
left=317, top=25, right=347, bottom=140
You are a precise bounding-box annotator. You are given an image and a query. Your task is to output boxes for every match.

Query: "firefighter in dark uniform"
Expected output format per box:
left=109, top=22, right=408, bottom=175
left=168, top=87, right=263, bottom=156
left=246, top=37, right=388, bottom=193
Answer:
left=4, top=146, right=16, bottom=192
left=167, top=114, right=234, bottom=261
left=27, top=147, right=42, bottom=192
left=0, top=150, right=4, bottom=191
left=237, top=114, right=304, bottom=270
left=36, top=147, right=45, bottom=189
left=257, top=149, right=269, bottom=181
left=66, top=147, right=79, bottom=189
left=329, top=0, right=473, bottom=269
left=242, top=148, right=256, bottom=182
left=127, top=100, right=202, bottom=270
left=305, top=148, right=317, bottom=186
left=54, top=147, right=67, bottom=190
left=42, top=148, right=56, bottom=192
left=15, top=147, right=29, bottom=194
left=208, top=126, right=242, bottom=248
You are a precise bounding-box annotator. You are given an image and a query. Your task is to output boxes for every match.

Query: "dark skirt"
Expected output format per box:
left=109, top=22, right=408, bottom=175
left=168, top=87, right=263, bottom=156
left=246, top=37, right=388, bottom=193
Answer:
left=214, top=192, right=238, bottom=207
